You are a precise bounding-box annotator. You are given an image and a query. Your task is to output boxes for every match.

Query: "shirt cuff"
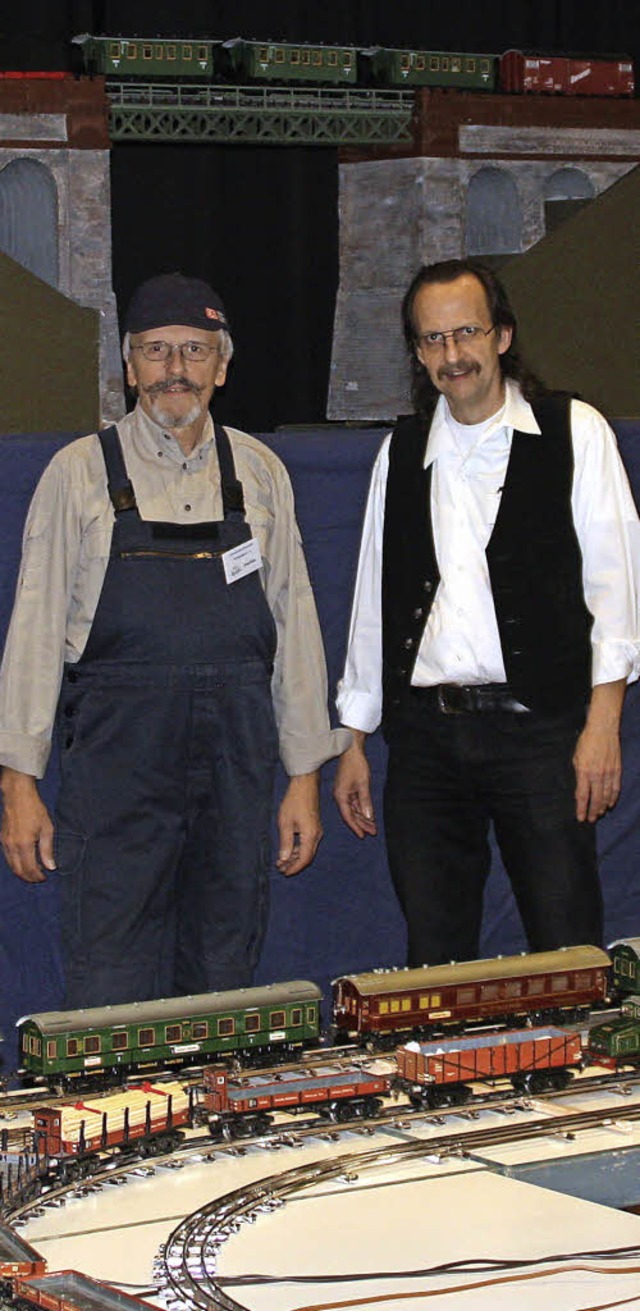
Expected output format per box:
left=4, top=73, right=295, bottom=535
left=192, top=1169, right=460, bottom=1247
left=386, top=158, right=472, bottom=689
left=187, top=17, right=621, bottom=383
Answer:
left=280, top=726, right=352, bottom=777
left=335, top=686, right=382, bottom=735
left=0, top=732, right=51, bottom=779
left=591, top=639, right=640, bottom=687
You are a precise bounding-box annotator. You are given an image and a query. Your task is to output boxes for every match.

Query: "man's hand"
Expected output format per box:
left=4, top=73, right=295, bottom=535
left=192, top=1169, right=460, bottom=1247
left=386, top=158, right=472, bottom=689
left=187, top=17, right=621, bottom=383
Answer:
left=333, top=732, right=377, bottom=838
left=276, top=771, right=323, bottom=876
left=574, top=680, right=626, bottom=823
left=1, top=768, right=56, bottom=882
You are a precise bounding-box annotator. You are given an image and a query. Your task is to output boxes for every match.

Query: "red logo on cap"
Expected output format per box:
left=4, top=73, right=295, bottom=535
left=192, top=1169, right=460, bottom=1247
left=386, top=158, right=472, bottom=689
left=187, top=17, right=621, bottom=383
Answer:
left=205, top=307, right=222, bottom=320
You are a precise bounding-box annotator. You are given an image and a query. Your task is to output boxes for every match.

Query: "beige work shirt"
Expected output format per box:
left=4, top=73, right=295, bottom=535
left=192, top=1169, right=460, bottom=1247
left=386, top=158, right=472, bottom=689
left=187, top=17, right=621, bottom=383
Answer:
left=0, top=405, right=349, bottom=779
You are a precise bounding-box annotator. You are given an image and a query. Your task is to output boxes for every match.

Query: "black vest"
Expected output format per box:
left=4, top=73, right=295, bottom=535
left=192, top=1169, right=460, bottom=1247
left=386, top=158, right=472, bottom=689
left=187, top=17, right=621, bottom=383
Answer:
left=381, top=393, right=593, bottom=730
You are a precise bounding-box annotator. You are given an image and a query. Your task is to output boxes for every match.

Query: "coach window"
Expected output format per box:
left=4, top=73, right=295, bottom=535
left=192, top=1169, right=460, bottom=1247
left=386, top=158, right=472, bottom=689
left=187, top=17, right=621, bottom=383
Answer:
left=270, top=1010, right=286, bottom=1028
left=165, top=1025, right=182, bottom=1043
left=452, top=58, right=461, bottom=72
left=245, top=1014, right=260, bottom=1034
left=125, top=44, right=137, bottom=60
left=574, top=972, right=592, bottom=988
left=401, top=54, right=410, bottom=71
left=302, top=50, right=310, bottom=65
left=30, top=1036, right=41, bottom=1055
left=276, top=49, right=285, bottom=64
left=379, top=1001, right=389, bottom=1015
left=218, top=1017, right=235, bottom=1037
left=481, top=59, right=491, bottom=74
left=415, top=56, right=426, bottom=71
left=183, top=45, right=192, bottom=60
left=85, top=1036, right=101, bottom=1055
left=328, top=52, right=338, bottom=67
left=109, top=42, right=120, bottom=59
left=112, top=1032, right=128, bottom=1051
left=47, top=1041, right=57, bottom=1060
left=503, top=981, right=522, bottom=998
left=306, top=1005, right=317, bottom=1024
left=291, top=1008, right=303, bottom=1026
left=138, top=1027, right=155, bottom=1047
left=527, top=978, right=545, bottom=995
left=142, top=45, right=153, bottom=60
left=66, top=1038, right=79, bottom=1057
left=155, top=45, right=163, bottom=59
left=481, top=984, right=499, bottom=1001
left=430, top=57, right=440, bottom=71
left=419, top=995, right=430, bottom=1009
left=313, top=50, right=322, bottom=66
left=401, top=999, right=411, bottom=1012
left=551, top=975, right=568, bottom=993
left=467, top=59, right=476, bottom=73
left=389, top=999, right=400, bottom=1013
left=193, top=1022, right=209, bottom=1039
left=166, top=45, right=176, bottom=60
left=442, top=58, right=450, bottom=71
left=197, top=45, right=208, bottom=62
left=456, top=988, right=475, bottom=1005
left=291, top=50, right=300, bottom=64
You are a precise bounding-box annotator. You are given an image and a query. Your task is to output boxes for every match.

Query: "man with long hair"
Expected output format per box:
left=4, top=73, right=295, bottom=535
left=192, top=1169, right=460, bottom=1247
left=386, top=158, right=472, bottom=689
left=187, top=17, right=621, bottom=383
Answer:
left=334, top=258, right=640, bottom=965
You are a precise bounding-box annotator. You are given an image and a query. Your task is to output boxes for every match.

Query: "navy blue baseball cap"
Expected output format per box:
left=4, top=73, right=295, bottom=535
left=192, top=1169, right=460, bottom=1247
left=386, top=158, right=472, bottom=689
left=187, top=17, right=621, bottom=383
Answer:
left=125, top=273, right=229, bottom=334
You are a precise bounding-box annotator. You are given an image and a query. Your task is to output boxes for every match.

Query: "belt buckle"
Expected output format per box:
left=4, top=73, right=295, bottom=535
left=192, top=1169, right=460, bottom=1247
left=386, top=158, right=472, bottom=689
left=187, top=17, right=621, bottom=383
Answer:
left=438, top=685, right=464, bottom=715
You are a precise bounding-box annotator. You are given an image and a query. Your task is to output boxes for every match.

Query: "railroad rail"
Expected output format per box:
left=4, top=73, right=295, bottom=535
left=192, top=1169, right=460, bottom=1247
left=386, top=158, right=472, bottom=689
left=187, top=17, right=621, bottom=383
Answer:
left=106, top=81, right=415, bottom=144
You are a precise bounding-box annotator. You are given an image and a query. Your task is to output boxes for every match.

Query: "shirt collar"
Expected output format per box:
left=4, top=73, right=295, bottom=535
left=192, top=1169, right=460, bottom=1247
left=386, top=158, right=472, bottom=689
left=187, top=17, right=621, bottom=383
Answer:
left=132, top=401, right=215, bottom=460
left=423, top=379, right=540, bottom=468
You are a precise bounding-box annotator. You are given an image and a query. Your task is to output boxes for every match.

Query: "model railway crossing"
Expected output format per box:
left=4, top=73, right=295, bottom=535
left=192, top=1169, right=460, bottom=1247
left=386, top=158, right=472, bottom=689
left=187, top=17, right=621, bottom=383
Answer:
left=106, top=81, right=415, bottom=144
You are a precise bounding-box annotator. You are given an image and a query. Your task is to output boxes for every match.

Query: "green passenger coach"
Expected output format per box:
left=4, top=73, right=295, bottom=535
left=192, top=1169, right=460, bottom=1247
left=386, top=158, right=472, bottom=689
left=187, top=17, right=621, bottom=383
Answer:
left=72, top=35, right=217, bottom=79
left=18, top=980, right=322, bottom=1086
left=224, top=39, right=358, bottom=84
left=367, top=47, right=498, bottom=90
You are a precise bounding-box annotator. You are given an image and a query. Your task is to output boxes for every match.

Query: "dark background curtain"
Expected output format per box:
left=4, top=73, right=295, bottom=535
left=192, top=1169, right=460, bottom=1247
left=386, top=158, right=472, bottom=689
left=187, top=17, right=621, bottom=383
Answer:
left=3, top=1, right=640, bottom=430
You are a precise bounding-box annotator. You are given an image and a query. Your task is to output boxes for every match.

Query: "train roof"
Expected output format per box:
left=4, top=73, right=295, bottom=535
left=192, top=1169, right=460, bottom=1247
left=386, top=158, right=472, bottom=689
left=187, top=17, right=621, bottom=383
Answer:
left=608, top=937, right=640, bottom=955
left=333, top=945, right=610, bottom=996
left=18, top=979, right=322, bottom=1035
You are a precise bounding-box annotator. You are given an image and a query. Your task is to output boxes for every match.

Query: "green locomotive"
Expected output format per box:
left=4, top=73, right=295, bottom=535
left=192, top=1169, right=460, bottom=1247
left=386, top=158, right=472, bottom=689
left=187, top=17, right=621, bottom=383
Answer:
left=18, top=980, right=322, bottom=1086
left=588, top=994, right=640, bottom=1064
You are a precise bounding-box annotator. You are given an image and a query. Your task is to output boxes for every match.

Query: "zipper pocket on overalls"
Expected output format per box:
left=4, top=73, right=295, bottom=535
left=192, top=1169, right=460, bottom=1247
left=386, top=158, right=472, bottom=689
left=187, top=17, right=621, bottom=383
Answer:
left=119, top=550, right=224, bottom=560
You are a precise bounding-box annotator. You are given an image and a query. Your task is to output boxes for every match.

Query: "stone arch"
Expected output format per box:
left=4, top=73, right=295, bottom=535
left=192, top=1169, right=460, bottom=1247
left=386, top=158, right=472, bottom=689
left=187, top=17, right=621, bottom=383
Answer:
left=0, top=158, right=59, bottom=287
left=544, top=166, right=595, bottom=234
left=466, top=166, right=522, bottom=257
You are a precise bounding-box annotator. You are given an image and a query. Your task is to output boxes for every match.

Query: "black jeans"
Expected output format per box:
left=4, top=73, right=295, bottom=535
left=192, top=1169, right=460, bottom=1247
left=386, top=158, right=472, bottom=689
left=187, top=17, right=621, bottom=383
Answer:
left=383, top=692, right=602, bottom=966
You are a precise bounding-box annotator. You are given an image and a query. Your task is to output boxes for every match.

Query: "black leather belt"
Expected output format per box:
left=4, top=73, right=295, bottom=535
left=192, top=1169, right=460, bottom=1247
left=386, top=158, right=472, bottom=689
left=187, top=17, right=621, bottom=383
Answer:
left=410, top=683, right=530, bottom=714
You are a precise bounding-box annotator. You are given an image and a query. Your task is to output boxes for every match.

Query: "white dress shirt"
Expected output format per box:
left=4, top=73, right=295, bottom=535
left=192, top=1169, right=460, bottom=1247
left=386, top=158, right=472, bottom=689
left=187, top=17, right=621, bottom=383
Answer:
left=337, top=381, right=640, bottom=734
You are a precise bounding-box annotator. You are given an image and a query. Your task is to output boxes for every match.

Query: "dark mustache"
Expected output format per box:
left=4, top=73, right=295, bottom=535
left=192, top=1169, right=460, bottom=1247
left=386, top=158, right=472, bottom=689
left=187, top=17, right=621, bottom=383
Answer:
left=145, top=378, right=204, bottom=397
left=437, top=361, right=481, bottom=381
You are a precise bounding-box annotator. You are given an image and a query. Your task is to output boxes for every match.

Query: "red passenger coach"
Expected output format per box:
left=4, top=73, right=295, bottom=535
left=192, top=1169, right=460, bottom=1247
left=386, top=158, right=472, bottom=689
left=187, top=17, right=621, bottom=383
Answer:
left=500, top=50, right=634, bottom=96
left=332, top=945, right=610, bottom=1042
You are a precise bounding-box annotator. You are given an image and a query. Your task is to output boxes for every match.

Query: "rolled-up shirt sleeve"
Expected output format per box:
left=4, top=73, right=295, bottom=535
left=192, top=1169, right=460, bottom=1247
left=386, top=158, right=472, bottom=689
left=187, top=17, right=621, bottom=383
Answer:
left=571, top=400, right=640, bottom=687
left=0, top=457, right=80, bottom=777
left=336, top=435, right=390, bottom=734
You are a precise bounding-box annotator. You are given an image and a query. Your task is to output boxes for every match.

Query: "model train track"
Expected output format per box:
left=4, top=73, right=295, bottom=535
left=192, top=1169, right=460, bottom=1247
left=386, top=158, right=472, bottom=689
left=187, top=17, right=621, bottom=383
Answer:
left=157, top=1092, right=640, bottom=1310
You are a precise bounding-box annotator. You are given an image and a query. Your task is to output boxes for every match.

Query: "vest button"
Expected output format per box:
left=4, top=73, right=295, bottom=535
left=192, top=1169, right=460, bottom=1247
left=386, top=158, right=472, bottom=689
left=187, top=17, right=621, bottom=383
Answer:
left=423, top=580, right=433, bottom=592
left=403, top=637, right=414, bottom=649
left=413, top=607, right=424, bottom=619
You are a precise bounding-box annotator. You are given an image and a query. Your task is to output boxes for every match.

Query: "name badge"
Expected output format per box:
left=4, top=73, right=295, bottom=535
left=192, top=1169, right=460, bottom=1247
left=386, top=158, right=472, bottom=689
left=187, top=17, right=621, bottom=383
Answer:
left=222, top=537, right=262, bottom=584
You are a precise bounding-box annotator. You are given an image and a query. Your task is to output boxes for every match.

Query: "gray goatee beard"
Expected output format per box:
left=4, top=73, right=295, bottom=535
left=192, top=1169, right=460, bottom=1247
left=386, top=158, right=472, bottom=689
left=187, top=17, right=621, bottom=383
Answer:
left=146, top=391, right=204, bottom=431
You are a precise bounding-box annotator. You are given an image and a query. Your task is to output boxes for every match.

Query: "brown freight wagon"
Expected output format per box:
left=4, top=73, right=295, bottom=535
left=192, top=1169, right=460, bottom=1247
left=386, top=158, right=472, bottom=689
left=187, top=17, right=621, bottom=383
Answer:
left=202, top=1060, right=392, bottom=1133
left=33, top=1080, right=190, bottom=1158
left=396, top=1026, right=583, bottom=1106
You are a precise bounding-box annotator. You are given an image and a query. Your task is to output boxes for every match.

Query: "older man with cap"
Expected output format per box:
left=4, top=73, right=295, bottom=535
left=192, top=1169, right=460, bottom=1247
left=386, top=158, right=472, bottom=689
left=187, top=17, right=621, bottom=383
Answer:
left=0, top=273, right=348, bottom=1008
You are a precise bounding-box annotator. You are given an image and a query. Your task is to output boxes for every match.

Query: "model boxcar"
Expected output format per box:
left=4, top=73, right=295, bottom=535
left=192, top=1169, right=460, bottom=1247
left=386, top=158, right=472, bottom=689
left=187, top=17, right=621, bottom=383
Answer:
left=33, top=1080, right=190, bottom=1160
left=18, top=980, right=322, bottom=1085
left=396, top=1026, right=582, bottom=1107
left=13, top=1269, right=159, bottom=1311
left=332, top=945, right=610, bottom=1043
left=202, top=1060, right=391, bottom=1136
left=500, top=50, right=634, bottom=96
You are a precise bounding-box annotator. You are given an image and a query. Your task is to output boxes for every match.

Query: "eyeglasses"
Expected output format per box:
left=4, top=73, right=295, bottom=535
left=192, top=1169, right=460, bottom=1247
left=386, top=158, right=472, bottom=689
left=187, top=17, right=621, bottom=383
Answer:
left=130, top=340, right=220, bottom=363
left=417, top=325, right=496, bottom=353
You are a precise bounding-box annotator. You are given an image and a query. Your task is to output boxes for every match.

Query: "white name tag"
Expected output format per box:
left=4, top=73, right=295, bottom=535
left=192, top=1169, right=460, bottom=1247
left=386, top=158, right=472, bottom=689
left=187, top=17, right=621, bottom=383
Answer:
left=222, top=537, right=262, bottom=584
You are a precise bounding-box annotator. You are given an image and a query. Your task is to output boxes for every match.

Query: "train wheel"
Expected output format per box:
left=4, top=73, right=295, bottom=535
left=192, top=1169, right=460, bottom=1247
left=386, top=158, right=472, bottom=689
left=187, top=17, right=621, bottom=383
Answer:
left=362, top=1097, right=382, bottom=1118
